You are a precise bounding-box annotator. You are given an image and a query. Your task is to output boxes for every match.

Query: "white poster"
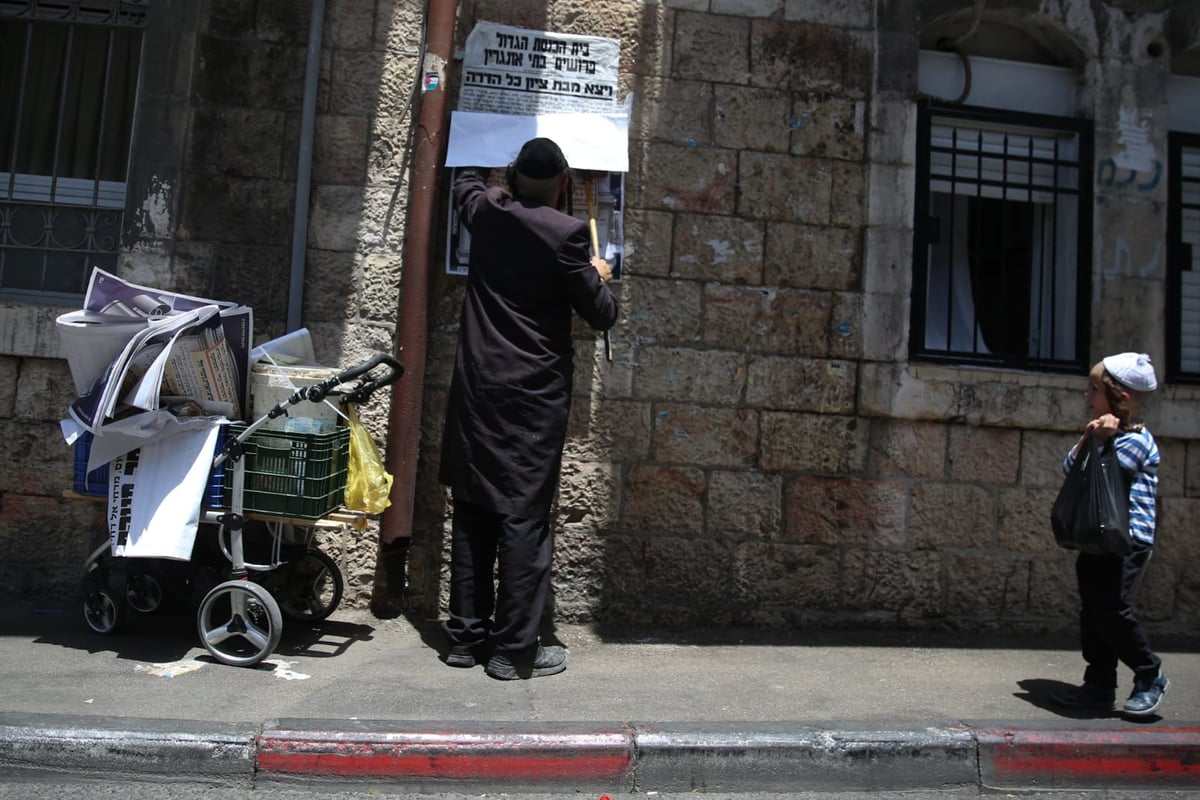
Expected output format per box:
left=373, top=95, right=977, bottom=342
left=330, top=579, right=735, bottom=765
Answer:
left=460, top=22, right=620, bottom=115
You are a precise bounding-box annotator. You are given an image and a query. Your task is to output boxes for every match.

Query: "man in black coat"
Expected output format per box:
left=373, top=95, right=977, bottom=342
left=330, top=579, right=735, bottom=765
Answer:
left=440, top=137, right=618, bottom=679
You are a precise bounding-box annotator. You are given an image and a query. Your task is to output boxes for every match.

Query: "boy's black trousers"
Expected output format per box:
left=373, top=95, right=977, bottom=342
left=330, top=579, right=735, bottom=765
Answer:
left=1076, top=541, right=1161, bottom=688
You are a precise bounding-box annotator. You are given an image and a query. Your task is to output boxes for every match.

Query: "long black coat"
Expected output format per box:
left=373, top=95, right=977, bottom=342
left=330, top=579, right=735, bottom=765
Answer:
left=439, top=170, right=619, bottom=519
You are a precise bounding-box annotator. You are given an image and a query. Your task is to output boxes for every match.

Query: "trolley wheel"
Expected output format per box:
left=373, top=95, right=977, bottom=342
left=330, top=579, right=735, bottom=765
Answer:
left=83, top=588, right=123, bottom=635
left=125, top=571, right=164, bottom=614
left=278, top=548, right=344, bottom=622
left=196, top=580, right=283, bottom=667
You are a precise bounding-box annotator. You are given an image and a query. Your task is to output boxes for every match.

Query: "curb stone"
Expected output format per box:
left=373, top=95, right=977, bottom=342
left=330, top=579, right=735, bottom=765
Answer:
left=2, top=714, right=1199, bottom=792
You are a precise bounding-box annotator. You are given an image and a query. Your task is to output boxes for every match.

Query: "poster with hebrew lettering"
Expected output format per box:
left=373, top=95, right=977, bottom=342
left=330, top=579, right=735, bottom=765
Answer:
left=459, top=22, right=620, bottom=115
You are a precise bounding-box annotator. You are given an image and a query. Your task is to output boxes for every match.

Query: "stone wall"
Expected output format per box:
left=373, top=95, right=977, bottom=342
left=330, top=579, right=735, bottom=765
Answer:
left=1, top=0, right=1198, bottom=639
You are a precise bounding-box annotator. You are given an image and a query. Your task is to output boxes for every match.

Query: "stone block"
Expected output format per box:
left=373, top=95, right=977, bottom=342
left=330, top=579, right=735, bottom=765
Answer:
left=830, top=161, right=865, bottom=229
left=634, top=346, right=746, bottom=405
left=308, top=185, right=404, bottom=253
left=944, top=555, right=1030, bottom=619
left=909, top=482, right=996, bottom=550
left=1028, top=552, right=1081, bottom=623
left=573, top=333, right=635, bottom=400
left=182, top=175, right=294, bottom=245
left=764, top=222, right=860, bottom=290
left=616, top=3, right=676, bottom=77
left=869, top=95, right=917, bottom=166
left=0, top=357, right=16, bottom=416
left=703, top=285, right=835, bottom=356
left=1185, top=440, right=1200, bottom=497
left=673, top=11, right=751, bottom=84
left=630, top=79, right=712, bottom=145
left=367, top=115, right=413, bottom=184
left=623, top=464, right=707, bottom=534
left=783, top=0, right=872, bottom=28
left=827, top=292, right=863, bottom=360
left=1156, top=437, right=1185, bottom=499
left=312, top=115, right=370, bottom=185
left=326, top=0, right=376, bottom=49
left=759, top=411, right=869, bottom=473
left=652, top=403, right=759, bottom=467
left=550, top=527, right=607, bottom=621
left=867, top=163, right=915, bottom=227
left=860, top=291, right=908, bottom=362
left=595, top=534, right=649, bottom=622
left=733, top=542, right=841, bottom=615
left=862, top=225, right=913, bottom=293
left=997, top=487, right=1061, bottom=554
left=1156, top=496, right=1200, bottom=562
left=557, top=460, right=620, bottom=531
left=620, top=277, right=704, bottom=343
left=842, top=548, right=942, bottom=618
left=640, top=141, right=738, bottom=214
left=749, top=20, right=845, bottom=93
left=14, top=358, right=74, bottom=422
left=789, top=96, right=865, bottom=161
left=0, top=420, right=72, bottom=496
left=301, top=249, right=360, bottom=323
left=644, top=536, right=736, bottom=625
left=711, top=0, right=782, bottom=16
left=1020, top=430, right=1077, bottom=487
left=713, top=85, right=792, bottom=153
left=948, top=426, right=1020, bottom=484
left=709, top=469, right=783, bottom=540
left=671, top=213, right=765, bottom=283
left=866, top=420, right=946, bottom=479
left=784, top=475, right=907, bottom=547
left=857, top=363, right=954, bottom=421
left=737, top=151, right=833, bottom=224
left=1, top=495, right=103, bottom=563
left=194, top=36, right=306, bottom=109
left=209, top=244, right=292, bottom=326
left=190, top=108, right=287, bottom=179
left=1136, top=554, right=1177, bottom=623
left=565, top=398, right=654, bottom=462
left=359, top=251, right=404, bottom=321
left=622, top=208, right=675, bottom=277
left=745, top=356, right=856, bottom=413
left=329, top=49, right=418, bottom=117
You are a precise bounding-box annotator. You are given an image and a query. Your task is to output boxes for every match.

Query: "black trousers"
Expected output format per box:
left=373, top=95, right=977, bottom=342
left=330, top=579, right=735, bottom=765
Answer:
left=1076, top=541, right=1161, bottom=688
left=443, top=496, right=553, bottom=656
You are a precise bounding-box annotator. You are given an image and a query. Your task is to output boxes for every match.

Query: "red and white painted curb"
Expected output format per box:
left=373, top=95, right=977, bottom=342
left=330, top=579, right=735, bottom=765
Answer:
left=2, top=714, right=1198, bottom=791
left=977, top=725, right=1200, bottom=790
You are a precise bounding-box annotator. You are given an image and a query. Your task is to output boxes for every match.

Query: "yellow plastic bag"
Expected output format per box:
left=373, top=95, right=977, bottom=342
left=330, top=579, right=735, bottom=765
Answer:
left=344, top=405, right=393, bottom=515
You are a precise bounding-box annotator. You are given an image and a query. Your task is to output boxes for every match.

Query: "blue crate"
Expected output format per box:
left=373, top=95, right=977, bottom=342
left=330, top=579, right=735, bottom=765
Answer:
left=73, top=428, right=227, bottom=508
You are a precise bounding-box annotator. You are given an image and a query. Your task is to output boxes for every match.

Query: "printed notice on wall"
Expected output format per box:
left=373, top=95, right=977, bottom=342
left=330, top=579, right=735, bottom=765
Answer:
left=460, top=22, right=620, bottom=115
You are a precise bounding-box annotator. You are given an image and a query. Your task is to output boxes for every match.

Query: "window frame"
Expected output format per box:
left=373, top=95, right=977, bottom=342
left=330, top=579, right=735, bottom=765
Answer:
left=911, top=100, right=1094, bottom=374
left=1166, top=131, right=1200, bottom=385
left=0, top=0, right=147, bottom=305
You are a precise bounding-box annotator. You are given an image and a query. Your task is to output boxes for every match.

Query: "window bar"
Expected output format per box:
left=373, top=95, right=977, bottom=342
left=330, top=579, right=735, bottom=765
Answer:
left=5, top=21, right=34, bottom=202
left=945, top=126, right=960, bottom=352
left=1048, top=136, right=1061, bottom=361
left=49, top=23, right=77, bottom=205
left=91, top=26, right=117, bottom=207
left=999, top=131, right=1011, bottom=360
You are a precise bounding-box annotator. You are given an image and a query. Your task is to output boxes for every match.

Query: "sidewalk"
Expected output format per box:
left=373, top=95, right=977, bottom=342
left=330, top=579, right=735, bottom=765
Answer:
left=0, top=601, right=1197, bottom=792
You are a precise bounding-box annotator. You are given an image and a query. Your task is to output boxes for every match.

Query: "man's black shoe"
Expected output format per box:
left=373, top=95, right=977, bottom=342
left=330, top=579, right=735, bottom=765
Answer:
left=485, top=644, right=566, bottom=680
left=1123, top=671, right=1168, bottom=718
left=1050, top=682, right=1115, bottom=710
left=444, top=643, right=487, bottom=668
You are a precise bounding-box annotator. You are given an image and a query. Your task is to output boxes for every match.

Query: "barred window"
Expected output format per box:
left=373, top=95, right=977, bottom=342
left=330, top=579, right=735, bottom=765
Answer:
left=1167, top=133, right=1200, bottom=382
left=0, top=0, right=147, bottom=302
left=912, top=103, right=1092, bottom=372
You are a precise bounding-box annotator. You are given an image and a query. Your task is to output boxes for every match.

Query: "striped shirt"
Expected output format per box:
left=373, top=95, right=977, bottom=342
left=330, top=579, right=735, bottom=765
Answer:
left=1062, top=426, right=1160, bottom=545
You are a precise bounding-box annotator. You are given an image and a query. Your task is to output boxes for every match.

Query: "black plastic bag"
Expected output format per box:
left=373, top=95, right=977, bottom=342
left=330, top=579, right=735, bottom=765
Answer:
left=1050, top=431, right=1133, bottom=557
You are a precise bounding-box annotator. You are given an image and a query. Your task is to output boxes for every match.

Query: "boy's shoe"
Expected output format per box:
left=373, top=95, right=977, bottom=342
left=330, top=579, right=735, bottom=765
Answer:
left=1050, top=682, right=1116, bottom=709
left=1123, top=672, right=1168, bottom=718
left=485, top=644, right=567, bottom=680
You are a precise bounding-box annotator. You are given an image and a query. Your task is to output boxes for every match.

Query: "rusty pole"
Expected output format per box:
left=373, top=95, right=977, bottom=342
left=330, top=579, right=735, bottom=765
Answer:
left=376, top=0, right=458, bottom=602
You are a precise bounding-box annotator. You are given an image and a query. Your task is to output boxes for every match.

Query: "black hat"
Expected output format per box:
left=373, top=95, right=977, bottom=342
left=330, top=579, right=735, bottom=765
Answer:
left=513, top=137, right=568, bottom=179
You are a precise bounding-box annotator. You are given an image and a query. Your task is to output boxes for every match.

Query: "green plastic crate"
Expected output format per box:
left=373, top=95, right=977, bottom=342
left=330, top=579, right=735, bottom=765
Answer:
left=222, top=425, right=349, bottom=520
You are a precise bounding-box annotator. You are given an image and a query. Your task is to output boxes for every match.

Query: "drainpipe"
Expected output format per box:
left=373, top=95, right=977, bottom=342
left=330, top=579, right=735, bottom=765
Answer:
left=375, top=0, right=457, bottom=606
left=287, top=0, right=325, bottom=332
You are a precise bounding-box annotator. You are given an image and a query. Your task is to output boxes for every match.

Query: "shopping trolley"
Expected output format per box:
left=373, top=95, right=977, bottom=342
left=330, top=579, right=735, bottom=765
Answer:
left=77, top=353, right=403, bottom=667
